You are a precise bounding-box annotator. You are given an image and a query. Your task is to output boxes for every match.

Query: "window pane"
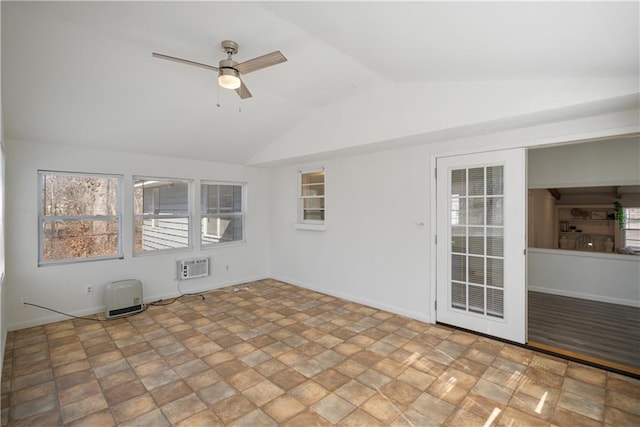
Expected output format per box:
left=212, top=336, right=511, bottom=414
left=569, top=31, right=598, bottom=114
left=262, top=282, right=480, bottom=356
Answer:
left=302, top=184, right=324, bottom=196
left=43, top=174, right=119, bottom=216
left=301, top=172, right=324, bottom=185
left=202, top=216, right=243, bottom=244
left=303, top=210, right=325, bottom=221
left=134, top=179, right=189, bottom=215
left=42, top=220, right=119, bottom=261
left=303, top=198, right=325, bottom=209
left=201, top=183, right=243, bottom=245
left=300, top=170, right=325, bottom=224
left=135, top=217, right=189, bottom=252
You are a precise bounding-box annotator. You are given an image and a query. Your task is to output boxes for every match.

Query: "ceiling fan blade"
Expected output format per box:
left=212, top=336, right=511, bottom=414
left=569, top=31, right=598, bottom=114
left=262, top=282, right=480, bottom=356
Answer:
left=235, top=80, right=252, bottom=99
left=235, top=51, right=287, bottom=75
left=152, top=52, right=219, bottom=72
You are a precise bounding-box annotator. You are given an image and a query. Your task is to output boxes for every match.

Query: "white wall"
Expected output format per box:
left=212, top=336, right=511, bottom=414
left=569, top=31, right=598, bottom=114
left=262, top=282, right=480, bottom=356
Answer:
left=268, top=106, right=639, bottom=325
left=529, top=248, right=640, bottom=307
left=269, top=146, right=433, bottom=321
left=5, top=139, right=271, bottom=330
left=528, top=136, right=640, bottom=188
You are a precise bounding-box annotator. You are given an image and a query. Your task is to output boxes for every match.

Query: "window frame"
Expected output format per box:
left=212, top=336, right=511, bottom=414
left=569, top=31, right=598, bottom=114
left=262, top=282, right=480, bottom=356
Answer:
left=133, top=176, right=193, bottom=256
left=200, top=180, right=246, bottom=247
left=38, top=170, right=124, bottom=266
left=296, top=168, right=326, bottom=230
left=622, top=207, right=640, bottom=251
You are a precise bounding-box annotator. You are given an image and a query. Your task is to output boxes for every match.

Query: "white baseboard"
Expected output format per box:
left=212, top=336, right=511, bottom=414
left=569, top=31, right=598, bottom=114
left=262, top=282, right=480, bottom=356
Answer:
left=270, top=274, right=432, bottom=324
left=528, top=286, right=640, bottom=308
left=8, top=275, right=270, bottom=331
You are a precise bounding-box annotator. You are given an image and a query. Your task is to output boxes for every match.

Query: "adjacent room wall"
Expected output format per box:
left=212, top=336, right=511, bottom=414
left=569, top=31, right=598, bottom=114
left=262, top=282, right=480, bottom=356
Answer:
left=5, top=139, right=271, bottom=330
left=528, top=136, right=640, bottom=188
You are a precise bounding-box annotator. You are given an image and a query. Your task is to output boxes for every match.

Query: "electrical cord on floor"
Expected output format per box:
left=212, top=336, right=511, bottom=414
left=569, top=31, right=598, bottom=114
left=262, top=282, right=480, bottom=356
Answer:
left=22, top=285, right=251, bottom=321
left=22, top=301, right=149, bottom=322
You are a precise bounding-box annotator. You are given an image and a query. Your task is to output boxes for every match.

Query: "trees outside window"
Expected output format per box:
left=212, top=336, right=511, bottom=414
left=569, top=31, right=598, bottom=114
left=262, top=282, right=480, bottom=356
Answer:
left=39, top=171, right=123, bottom=265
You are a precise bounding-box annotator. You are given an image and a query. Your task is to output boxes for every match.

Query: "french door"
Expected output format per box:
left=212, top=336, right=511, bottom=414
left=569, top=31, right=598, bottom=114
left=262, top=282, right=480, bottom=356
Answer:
left=436, top=148, right=527, bottom=343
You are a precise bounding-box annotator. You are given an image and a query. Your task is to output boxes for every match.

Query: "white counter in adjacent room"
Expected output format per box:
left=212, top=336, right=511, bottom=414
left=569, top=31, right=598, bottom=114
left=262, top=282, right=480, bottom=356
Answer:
left=528, top=248, right=640, bottom=307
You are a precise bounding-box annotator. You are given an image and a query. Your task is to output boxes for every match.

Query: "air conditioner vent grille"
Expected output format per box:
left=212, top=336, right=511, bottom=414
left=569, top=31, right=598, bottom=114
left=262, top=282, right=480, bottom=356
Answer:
left=177, top=257, right=209, bottom=280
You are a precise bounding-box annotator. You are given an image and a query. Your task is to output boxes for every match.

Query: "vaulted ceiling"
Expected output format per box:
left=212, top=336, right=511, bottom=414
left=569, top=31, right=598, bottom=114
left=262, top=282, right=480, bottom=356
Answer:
left=2, top=1, right=639, bottom=165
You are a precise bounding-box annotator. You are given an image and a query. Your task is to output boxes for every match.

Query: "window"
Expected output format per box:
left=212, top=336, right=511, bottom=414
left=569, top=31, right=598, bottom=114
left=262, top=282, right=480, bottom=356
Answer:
left=201, top=182, right=244, bottom=246
left=299, top=169, right=325, bottom=225
left=134, top=177, right=191, bottom=253
left=623, top=207, right=640, bottom=251
left=38, top=171, right=123, bottom=265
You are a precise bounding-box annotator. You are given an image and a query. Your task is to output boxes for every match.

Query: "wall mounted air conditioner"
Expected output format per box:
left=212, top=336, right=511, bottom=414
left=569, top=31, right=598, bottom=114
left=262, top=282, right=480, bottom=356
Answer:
left=105, top=279, right=144, bottom=319
left=177, top=257, right=209, bottom=280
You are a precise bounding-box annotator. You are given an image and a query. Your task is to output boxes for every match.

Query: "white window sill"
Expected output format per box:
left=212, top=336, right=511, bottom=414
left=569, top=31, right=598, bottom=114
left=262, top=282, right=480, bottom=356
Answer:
left=293, top=223, right=326, bottom=231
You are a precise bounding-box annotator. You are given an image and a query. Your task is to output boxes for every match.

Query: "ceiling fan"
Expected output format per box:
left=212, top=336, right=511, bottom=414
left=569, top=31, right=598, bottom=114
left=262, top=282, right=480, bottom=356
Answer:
left=152, top=40, right=287, bottom=99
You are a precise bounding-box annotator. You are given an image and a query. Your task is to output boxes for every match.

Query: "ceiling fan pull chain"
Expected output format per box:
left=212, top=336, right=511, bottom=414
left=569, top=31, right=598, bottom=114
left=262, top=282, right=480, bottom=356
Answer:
left=216, top=84, right=221, bottom=108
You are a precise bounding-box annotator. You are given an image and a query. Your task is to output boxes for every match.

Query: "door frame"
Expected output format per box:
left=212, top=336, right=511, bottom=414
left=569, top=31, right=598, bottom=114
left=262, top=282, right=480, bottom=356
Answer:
left=428, top=146, right=528, bottom=344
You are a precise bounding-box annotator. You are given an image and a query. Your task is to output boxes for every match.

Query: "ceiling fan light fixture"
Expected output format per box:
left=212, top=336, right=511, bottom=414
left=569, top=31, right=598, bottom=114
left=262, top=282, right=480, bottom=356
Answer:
left=218, top=68, right=241, bottom=89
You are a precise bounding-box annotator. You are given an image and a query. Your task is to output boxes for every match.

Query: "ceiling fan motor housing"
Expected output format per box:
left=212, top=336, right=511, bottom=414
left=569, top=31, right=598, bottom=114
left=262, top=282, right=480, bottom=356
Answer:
left=221, top=40, right=238, bottom=55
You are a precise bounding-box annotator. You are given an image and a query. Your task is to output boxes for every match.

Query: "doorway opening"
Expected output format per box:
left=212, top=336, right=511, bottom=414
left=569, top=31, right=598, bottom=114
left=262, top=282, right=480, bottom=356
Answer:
left=526, top=136, right=640, bottom=376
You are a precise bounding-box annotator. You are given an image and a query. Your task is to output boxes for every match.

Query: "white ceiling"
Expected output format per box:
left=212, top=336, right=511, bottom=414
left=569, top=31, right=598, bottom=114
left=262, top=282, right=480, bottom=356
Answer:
left=2, top=1, right=639, bottom=165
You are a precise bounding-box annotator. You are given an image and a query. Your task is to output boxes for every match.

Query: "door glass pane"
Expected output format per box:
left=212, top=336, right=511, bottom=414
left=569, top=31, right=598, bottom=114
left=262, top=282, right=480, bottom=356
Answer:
left=451, top=254, right=466, bottom=282
left=451, top=169, right=466, bottom=196
left=487, top=258, right=504, bottom=287
left=487, top=288, right=504, bottom=318
left=449, top=165, right=504, bottom=319
left=451, top=226, right=466, bottom=253
left=468, top=285, right=484, bottom=313
left=452, top=282, right=466, bottom=309
left=487, top=197, right=503, bottom=226
left=468, top=256, right=485, bottom=285
left=469, top=168, right=485, bottom=196
left=468, top=198, right=485, bottom=225
left=487, top=228, right=504, bottom=257
left=487, top=166, right=504, bottom=195
left=451, top=197, right=466, bottom=225
left=468, top=227, right=484, bottom=255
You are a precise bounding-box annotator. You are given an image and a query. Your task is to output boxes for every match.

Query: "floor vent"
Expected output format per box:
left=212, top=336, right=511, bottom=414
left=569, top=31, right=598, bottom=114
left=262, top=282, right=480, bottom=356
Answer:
left=177, top=257, right=209, bottom=280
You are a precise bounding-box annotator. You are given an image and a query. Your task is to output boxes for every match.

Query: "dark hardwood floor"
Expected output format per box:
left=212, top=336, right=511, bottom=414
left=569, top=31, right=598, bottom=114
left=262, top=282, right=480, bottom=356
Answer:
left=528, top=291, right=640, bottom=373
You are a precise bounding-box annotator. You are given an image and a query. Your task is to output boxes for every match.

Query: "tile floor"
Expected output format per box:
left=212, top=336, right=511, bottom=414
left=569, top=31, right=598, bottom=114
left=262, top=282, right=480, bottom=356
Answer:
left=1, top=279, right=639, bottom=426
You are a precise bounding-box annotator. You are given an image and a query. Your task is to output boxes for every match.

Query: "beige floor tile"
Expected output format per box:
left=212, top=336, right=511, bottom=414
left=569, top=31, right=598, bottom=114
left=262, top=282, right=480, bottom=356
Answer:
left=160, top=393, right=207, bottom=424
left=263, top=395, right=306, bottom=423
left=2, top=280, right=638, bottom=427
left=288, top=380, right=329, bottom=406
left=311, top=393, right=356, bottom=424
